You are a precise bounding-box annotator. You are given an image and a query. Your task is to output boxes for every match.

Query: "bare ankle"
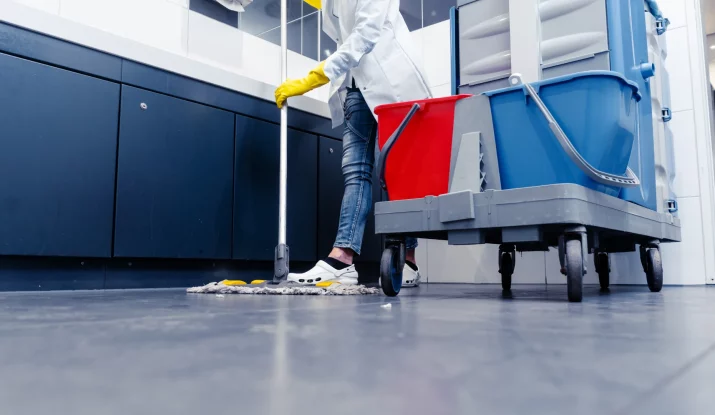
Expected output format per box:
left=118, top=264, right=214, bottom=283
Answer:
left=406, top=249, right=416, bottom=264
left=329, top=248, right=355, bottom=265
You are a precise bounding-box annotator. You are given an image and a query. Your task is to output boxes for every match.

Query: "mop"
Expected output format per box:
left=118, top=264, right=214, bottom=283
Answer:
left=188, top=0, right=378, bottom=296
left=187, top=281, right=379, bottom=295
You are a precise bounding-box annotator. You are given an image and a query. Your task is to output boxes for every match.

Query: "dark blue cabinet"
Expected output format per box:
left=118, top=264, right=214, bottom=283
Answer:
left=317, top=137, right=383, bottom=262
left=233, top=115, right=318, bottom=262
left=0, top=24, right=383, bottom=291
left=0, top=53, right=120, bottom=257
left=114, top=86, right=234, bottom=259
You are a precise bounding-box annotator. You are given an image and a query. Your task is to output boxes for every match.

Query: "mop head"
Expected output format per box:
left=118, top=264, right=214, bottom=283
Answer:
left=187, top=281, right=380, bottom=296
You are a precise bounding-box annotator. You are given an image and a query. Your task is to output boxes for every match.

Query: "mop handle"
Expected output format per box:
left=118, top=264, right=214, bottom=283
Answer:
left=278, top=0, right=288, bottom=246
left=274, top=0, right=290, bottom=281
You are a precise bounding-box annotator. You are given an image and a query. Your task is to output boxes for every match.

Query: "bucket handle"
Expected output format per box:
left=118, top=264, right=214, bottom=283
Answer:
left=509, top=74, right=640, bottom=188
left=377, top=103, right=422, bottom=191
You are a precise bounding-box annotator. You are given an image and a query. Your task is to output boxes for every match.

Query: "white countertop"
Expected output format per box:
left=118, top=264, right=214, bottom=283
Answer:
left=0, top=1, right=331, bottom=119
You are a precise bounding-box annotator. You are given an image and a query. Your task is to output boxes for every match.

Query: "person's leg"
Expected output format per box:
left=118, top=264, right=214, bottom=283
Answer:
left=331, top=88, right=376, bottom=264
left=288, top=88, right=422, bottom=285
left=405, top=238, right=418, bottom=264
left=285, top=88, right=373, bottom=285
left=402, top=237, right=421, bottom=286
left=330, top=89, right=422, bottom=286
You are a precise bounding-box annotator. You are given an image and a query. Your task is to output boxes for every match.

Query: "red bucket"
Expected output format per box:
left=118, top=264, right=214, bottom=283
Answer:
left=376, top=95, right=471, bottom=201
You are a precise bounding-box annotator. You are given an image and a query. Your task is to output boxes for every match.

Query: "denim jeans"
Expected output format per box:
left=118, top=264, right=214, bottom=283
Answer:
left=333, top=87, right=418, bottom=255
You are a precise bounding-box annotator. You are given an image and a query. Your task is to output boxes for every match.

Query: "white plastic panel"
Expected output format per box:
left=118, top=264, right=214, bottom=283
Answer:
left=458, top=78, right=511, bottom=96
left=458, top=0, right=609, bottom=88
left=647, top=14, right=676, bottom=215
left=652, top=100, right=670, bottom=214
left=659, top=51, right=672, bottom=110
left=458, top=0, right=511, bottom=87
left=542, top=51, right=609, bottom=79
left=510, top=0, right=542, bottom=82
left=539, top=0, right=609, bottom=67
left=664, top=124, right=677, bottom=209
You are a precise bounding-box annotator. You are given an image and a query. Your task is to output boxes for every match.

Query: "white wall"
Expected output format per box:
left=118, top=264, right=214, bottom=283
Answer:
left=416, top=1, right=715, bottom=286
left=411, top=21, right=454, bottom=98
left=649, top=0, right=714, bottom=285
left=9, top=0, right=330, bottom=102
left=9, top=0, right=455, bottom=104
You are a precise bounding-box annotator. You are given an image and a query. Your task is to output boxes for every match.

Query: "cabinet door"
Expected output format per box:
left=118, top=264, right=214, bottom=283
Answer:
left=114, top=86, right=234, bottom=259
left=317, top=137, right=383, bottom=262
left=0, top=53, right=119, bottom=257
left=233, top=115, right=318, bottom=262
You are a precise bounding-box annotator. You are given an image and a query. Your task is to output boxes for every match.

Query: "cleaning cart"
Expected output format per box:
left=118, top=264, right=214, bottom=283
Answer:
left=373, top=0, right=680, bottom=302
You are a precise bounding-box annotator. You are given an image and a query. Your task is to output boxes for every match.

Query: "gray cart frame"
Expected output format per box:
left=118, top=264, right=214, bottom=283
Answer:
left=374, top=77, right=681, bottom=302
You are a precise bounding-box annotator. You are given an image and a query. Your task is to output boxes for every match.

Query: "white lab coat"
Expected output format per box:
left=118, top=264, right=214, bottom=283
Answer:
left=322, top=0, right=432, bottom=128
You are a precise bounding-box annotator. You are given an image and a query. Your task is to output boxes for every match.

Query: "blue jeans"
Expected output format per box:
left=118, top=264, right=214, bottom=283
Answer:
left=333, top=88, right=418, bottom=255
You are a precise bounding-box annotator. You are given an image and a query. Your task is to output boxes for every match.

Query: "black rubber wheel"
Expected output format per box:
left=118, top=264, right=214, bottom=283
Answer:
left=565, top=238, right=584, bottom=302
left=639, top=246, right=648, bottom=273
left=644, top=248, right=663, bottom=293
left=380, top=246, right=404, bottom=297
left=499, top=247, right=515, bottom=291
left=595, top=252, right=610, bottom=290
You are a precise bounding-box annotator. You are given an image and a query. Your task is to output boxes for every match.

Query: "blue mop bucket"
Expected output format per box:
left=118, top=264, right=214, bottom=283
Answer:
left=483, top=71, right=641, bottom=196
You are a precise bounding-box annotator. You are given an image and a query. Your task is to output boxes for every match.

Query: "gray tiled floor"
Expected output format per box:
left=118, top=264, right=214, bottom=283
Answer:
left=0, top=284, right=714, bottom=415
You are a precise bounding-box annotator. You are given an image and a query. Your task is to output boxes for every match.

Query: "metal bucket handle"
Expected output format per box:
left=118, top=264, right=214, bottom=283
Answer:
left=377, top=103, right=422, bottom=191
left=509, top=74, right=640, bottom=188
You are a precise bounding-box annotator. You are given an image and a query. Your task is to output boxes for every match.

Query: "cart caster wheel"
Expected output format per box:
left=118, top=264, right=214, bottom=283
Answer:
left=565, top=238, right=584, bottom=302
left=499, top=245, right=516, bottom=291
left=380, top=244, right=405, bottom=297
left=642, top=247, right=663, bottom=293
left=595, top=252, right=610, bottom=290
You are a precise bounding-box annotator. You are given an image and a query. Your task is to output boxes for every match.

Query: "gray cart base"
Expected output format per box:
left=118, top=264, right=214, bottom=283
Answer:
left=375, top=184, right=681, bottom=301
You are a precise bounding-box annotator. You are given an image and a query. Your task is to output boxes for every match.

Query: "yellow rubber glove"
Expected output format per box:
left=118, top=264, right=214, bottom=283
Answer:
left=275, top=61, right=330, bottom=109
left=304, top=0, right=321, bottom=9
